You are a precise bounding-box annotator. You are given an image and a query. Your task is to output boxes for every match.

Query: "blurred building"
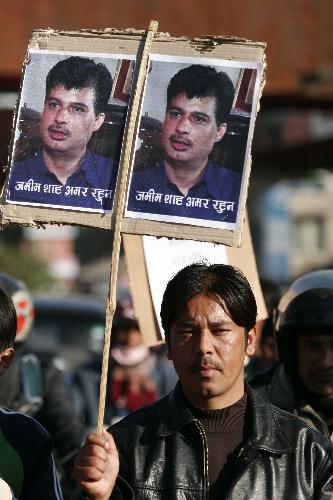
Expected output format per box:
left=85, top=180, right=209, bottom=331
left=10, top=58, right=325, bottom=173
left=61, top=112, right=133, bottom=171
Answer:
left=259, top=170, right=333, bottom=282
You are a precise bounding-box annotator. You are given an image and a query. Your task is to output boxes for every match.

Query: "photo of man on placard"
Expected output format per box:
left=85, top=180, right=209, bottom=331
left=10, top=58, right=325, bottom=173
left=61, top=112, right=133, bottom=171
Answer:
left=6, top=53, right=130, bottom=212
left=126, top=60, right=257, bottom=227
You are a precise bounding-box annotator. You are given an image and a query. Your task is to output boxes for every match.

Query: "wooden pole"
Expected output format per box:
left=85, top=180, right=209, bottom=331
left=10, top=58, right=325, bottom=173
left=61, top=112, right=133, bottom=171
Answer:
left=96, top=20, right=158, bottom=434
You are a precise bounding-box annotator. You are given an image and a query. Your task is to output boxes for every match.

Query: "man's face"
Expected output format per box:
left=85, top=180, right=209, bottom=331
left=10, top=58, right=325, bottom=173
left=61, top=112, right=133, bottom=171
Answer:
left=297, top=333, right=333, bottom=397
left=161, top=94, right=226, bottom=168
left=40, top=85, right=105, bottom=157
left=167, top=294, right=256, bottom=409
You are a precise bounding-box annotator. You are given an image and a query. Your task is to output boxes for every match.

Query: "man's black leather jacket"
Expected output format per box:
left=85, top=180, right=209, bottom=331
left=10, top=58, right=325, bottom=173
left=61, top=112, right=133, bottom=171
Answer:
left=109, top=383, right=333, bottom=499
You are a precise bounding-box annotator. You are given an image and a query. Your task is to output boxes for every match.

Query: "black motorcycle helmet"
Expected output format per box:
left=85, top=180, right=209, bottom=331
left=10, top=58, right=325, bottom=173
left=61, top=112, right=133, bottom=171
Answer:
left=274, top=269, right=333, bottom=377
left=0, top=272, right=35, bottom=344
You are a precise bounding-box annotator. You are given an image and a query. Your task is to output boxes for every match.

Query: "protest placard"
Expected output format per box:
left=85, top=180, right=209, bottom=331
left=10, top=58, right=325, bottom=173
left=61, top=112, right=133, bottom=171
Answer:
left=1, top=28, right=265, bottom=246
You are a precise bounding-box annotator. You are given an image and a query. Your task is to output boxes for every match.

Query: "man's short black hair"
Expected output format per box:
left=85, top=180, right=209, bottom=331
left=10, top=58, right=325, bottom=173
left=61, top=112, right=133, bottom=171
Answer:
left=45, top=56, right=113, bottom=115
left=160, top=263, right=257, bottom=341
left=167, top=65, right=235, bottom=126
left=0, top=285, right=17, bottom=351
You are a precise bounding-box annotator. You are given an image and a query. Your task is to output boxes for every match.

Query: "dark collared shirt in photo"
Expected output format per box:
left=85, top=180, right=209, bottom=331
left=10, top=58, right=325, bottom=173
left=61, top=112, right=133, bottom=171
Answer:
left=127, top=160, right=242, bottom=223
left=7, top=149, right=118, bottom=212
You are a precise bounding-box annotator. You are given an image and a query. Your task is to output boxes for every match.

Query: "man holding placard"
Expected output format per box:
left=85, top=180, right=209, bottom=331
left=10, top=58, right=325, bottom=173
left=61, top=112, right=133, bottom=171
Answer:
left=7, top=56, right=118, bottom=212
left=127, top=65, right=242, bottom=223
left=75, top=263, right=333, bottom=499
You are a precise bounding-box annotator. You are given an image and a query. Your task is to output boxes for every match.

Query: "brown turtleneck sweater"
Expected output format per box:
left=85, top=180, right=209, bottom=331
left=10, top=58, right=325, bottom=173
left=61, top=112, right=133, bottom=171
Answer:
left=191, top=392, right=248, bottom=499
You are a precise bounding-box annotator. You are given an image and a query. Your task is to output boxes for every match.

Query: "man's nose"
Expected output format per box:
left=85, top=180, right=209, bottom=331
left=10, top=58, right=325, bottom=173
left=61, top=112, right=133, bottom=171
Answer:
left=176, top=116, right=191, bottom=133
left=195, top=330, right=214, bottom=355
left=54, top=108, right=68, bottom=123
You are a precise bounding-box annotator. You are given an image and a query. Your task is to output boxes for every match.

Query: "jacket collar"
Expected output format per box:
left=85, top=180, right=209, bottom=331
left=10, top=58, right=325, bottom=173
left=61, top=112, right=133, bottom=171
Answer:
left=245, top=382, right=294, bottom=453
left=157, top=382, right=294, bottom=454
left=157, top=383, right=195, bottom=435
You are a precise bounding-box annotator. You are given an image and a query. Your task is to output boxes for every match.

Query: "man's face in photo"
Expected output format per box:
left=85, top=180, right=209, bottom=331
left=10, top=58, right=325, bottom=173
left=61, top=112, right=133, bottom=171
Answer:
left=40, top=84, right=105, bottom=157
left=161, top=93, right=226, bottom=168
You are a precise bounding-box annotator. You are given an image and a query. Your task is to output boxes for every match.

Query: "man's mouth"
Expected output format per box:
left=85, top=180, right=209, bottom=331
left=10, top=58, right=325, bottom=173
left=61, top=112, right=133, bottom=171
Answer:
left=170, top=135, right=192, bottom=152
left=48, top=127, right=70, bottom=141
left=197, top=366, right=219, bottom=378
left=190, top=357, right=223, bottom=377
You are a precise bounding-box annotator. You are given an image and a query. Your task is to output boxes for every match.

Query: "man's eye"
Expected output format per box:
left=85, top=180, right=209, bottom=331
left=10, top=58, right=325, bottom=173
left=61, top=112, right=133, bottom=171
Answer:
left=212, top=330, right=223, bottom=336
left=47, top=101, right=59, bottom=109
left=178, top=330, right=193, bottom=338
left=72, top=106, right=85, bottom=113
left=212, top=329, right=228, bottom=336
left=194, top=116, right=208, bottom=123
left=168, top=110, right=180, bottom=118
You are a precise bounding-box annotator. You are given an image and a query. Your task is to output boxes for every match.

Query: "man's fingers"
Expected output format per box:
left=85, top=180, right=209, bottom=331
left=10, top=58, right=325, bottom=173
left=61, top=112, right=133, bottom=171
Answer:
left=75, top=433, right=113, bottom=477
left=75, top=431, right=119, bottom=471
left=75, top=463, right=104, bottom=482
left=76, top=455, right=108, bottom=475
left=84, top=431, right=117, bottom=451
left=84, top=432, right=110, bottom=447
left=102, top=431, right=119, bottom=456
left=80, top=443, right=110, bottom=462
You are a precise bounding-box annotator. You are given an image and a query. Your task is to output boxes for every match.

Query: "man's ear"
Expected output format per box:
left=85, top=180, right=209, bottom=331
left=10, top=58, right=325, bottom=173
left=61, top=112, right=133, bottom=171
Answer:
left=93, top=112, right=105, bottom=132
left=0, top=348, right=15, bottom=375
left=245, top=327, right=257, bottom=357
left=214, top=123, right=227, bottom=143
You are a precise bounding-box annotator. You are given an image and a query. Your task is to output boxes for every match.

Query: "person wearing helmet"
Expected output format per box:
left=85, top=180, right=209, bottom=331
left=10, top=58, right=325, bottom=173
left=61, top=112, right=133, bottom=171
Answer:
left=0, top=272, right=86, bottom=498
left=252, top=269, right=333, bottom=440
left=0, top=281, right=63, bottom=499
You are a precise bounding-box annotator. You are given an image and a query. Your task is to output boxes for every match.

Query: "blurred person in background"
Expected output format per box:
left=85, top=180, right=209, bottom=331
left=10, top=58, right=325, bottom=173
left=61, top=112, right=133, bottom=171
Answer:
left=108, top=317, right=177, bottom=422
left=0, top=272, right=86, bottom=498
left=0, top=281, right=63, bottom=499
left=252, top=269, right=333, bottom=440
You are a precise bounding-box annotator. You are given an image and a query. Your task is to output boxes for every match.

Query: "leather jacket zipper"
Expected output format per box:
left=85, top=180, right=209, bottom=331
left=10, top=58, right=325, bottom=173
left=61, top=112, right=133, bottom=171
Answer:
left=194, top=420, right=209, bottom=498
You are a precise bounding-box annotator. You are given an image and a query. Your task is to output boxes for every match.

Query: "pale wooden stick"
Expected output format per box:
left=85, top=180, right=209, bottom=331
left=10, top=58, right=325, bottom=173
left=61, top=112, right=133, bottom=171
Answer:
left=96, top=20, right=159, bottom=434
